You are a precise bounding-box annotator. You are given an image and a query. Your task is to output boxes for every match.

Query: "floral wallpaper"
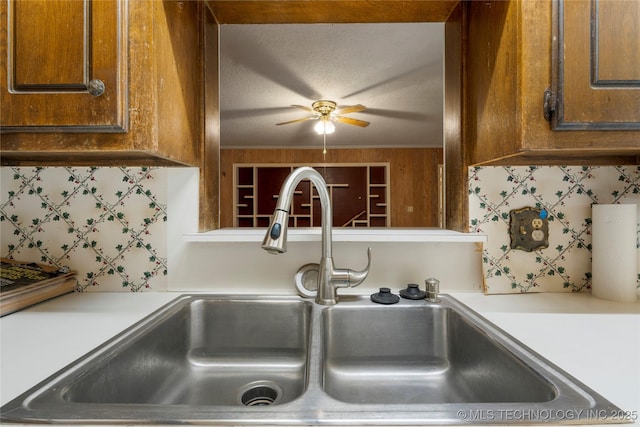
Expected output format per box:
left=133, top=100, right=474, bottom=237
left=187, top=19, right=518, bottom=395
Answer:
left=0, top=167, right=168, bottom=292
left=469, top=166, right=640, bottom=294
left=3, top=165, right=638, bottom=296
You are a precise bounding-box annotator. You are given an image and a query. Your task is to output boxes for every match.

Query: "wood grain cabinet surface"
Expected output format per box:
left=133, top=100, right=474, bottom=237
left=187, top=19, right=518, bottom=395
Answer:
left=552, top=0, right=640, bottom=130
left=0, top=0, right=205, bottom=167
left=2, top=0, right=126, bottom=132
left=464, top=0, right=640, bottom=166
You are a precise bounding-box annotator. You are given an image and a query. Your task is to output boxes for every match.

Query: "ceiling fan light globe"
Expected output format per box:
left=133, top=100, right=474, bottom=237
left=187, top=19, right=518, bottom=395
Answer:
left=314, top=120, right=335, bottom=135
left=325, top=121, right=335, bottom=134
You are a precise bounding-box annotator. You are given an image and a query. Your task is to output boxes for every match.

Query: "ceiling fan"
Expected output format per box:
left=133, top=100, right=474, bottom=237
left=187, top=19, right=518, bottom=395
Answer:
left=276, top=100, right=370, bottom=134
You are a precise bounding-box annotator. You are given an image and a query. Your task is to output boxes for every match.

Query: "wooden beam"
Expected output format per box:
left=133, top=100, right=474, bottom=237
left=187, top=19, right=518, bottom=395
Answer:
left=206, top=1, right=459, bottom=24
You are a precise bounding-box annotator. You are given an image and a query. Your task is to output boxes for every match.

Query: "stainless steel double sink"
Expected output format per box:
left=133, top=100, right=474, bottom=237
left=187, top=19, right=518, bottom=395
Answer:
left=0, top=294, right=624, bottom=425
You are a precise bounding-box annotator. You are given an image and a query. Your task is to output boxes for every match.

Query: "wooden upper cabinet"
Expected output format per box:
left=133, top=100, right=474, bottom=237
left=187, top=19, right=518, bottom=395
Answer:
left=1, top=0, right=205, bottom=167
left=2, top=0, right=126, bottom=131
left=552, top=0, right=640, bottom=129
left=464, top=0, right=640, bottom=166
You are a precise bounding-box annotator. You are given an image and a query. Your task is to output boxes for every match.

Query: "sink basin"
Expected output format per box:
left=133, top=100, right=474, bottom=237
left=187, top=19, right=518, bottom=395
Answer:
left=62, top=297, right=311, bottom=406
left=322, top=304, right=555, bottom=404
left=1, top=294, right=625, bottom=425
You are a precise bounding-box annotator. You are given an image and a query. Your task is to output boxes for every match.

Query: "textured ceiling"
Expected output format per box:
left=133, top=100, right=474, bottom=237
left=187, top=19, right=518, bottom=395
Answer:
left=219, top=23, right=444, bottom=149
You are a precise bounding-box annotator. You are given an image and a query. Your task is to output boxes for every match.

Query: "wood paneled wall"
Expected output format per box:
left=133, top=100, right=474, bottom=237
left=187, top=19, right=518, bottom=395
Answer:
left=220, top=148, right=443, bottom=228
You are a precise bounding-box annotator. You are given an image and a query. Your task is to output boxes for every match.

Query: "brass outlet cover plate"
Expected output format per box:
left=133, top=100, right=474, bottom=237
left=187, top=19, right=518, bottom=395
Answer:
left=509, top=207, right=549, bottom=252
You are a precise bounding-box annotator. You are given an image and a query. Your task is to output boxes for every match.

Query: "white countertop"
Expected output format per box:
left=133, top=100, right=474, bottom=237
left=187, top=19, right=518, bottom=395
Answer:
left=1, top=291, right=639, bottom=425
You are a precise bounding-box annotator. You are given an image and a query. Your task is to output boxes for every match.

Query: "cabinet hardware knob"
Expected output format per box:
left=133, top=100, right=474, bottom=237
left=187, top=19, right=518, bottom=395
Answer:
left=87, top=79, right=105, bottom=97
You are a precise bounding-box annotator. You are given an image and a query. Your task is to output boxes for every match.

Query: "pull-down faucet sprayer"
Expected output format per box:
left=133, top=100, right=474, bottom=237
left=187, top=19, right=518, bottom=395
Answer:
left=262, top=166, right=371, bottom=305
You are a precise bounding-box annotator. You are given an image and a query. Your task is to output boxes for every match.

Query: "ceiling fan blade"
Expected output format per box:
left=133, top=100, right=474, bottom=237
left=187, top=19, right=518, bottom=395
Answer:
left=276, top=116, right=315, bottom=126
left=291, top=104, right=314, bottom=112
left=335, top=116, right=370, bottom=127
left=335, top=104, right=367, bottom=115
left=363, top=108, right=433, bottom=121
left=222, top=106, right=299, bottom=120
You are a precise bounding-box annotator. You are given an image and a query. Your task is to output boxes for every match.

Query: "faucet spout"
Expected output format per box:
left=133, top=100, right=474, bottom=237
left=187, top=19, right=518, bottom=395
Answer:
left=261, top=166, right=370, bottom=305
left=262, top=167, right=332, bottom=257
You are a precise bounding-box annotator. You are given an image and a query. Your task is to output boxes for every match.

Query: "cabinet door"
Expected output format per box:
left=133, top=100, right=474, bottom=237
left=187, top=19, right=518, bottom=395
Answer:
left=552, top=0, right=640, bottom=130
left=0, top=0, right=127, bottom=132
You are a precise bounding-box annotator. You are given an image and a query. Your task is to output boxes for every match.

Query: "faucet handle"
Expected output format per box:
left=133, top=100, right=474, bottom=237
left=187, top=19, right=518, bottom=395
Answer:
left=350, top=248, right=371, bottom=286
left=333, top=248, right=371, bottom=288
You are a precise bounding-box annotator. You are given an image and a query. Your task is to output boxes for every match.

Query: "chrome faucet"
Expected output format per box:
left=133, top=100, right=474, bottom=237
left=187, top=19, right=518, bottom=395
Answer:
left=262, top=166, right=371, bottom=305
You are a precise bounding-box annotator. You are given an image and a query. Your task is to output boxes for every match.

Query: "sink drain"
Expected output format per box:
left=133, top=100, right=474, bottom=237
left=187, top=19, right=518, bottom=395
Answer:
left=238, top=381, right=282, bottom=406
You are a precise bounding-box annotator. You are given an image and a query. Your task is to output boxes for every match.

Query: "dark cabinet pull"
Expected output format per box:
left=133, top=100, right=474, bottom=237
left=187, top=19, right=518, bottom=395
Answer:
left=87, top=79, right=105, bottom=97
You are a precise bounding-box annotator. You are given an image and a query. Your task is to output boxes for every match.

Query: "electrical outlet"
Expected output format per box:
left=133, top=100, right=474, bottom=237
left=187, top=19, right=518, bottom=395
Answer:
left=509, top=207, right=549, bottom=251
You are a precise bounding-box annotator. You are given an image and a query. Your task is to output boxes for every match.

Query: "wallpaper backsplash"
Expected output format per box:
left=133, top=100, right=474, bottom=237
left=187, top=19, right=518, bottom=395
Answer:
left=1, top=167, right=168, bottom=292
left=469, top=166, right=640, bottom=294
left=2, top=165, right=639, bottom=295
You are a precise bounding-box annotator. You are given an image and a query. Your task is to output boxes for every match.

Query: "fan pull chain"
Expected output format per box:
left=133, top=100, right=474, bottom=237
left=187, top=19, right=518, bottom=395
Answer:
left=322, top=131, right=327, bottom=156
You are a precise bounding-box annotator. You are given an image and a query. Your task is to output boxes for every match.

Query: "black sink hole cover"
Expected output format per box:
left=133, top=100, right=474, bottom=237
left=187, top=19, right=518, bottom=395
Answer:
left=370, top=287, right=400, bottom=304
left=399, top=283, right=426, bottom=300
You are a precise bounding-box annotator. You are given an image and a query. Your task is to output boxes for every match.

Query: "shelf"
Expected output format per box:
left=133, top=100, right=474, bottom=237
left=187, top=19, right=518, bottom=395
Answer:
left=234, top=164, right=390, bottom=228
left=184, top=228, right=488, bottom=243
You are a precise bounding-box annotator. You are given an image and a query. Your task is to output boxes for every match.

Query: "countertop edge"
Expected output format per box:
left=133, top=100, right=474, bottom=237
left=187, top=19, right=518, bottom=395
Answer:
left=183, top=228, right=488, bottom=243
